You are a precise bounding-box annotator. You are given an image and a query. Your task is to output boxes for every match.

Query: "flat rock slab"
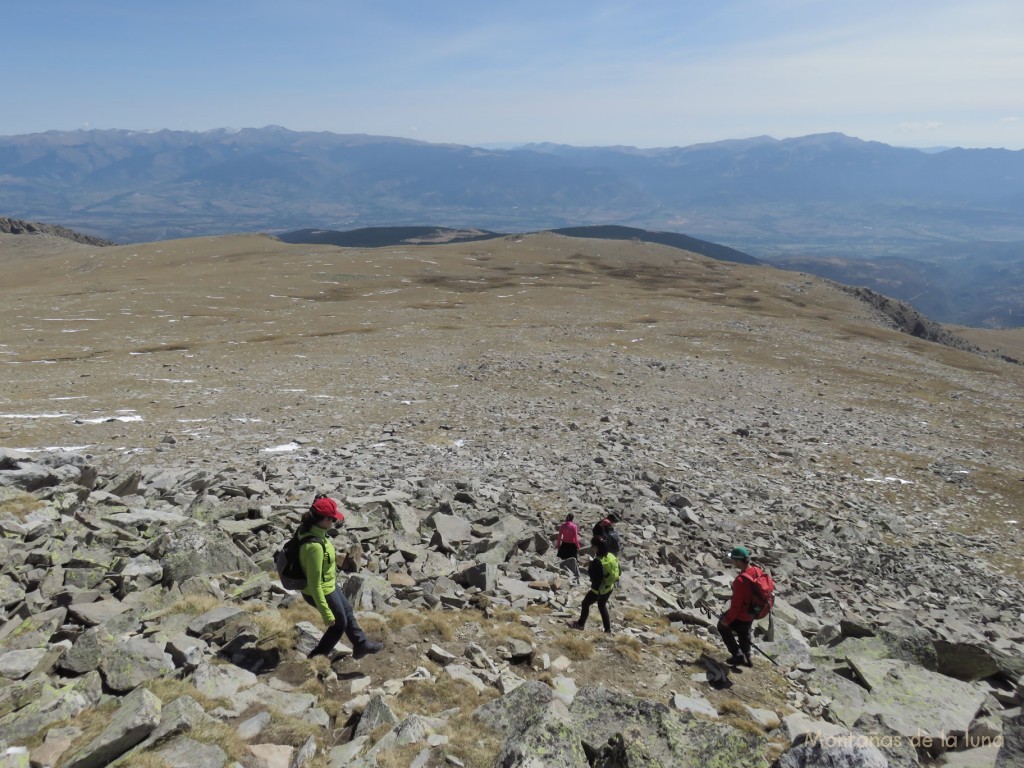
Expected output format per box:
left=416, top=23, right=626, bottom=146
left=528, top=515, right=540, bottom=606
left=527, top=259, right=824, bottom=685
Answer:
left=847, top=657, right=986, bottom=742
left=67, top=600, right=131, bottom=627
left=102, top=510, right=190, bottom=527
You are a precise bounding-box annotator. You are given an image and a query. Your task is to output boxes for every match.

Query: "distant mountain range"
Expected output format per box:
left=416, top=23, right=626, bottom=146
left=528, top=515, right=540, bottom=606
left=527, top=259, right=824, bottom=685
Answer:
left=1, top=127, right=1022, bottom=326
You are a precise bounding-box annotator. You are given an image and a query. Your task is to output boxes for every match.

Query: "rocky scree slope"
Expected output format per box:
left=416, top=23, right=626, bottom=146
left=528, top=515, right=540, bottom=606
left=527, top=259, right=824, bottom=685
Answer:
left=0, top=444, right=1022, bottom=768
left=0, top=231, right=1022, bottom=766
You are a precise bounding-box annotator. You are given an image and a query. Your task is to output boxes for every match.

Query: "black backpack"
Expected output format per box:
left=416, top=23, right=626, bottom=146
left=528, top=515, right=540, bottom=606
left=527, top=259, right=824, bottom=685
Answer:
left=604, top=529, right=622, bottom=555
left=274, top=533, right=326, bottom=590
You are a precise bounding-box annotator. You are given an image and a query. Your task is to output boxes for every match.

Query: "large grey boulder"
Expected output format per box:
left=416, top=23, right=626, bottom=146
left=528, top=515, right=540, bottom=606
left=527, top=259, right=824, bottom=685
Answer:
left=342, top=572, right=396, bottom=612
left=933, top=639, right=1002, bottom=682
left=0, top=648, right=48, bottom=680
left=354, top=693, right=400, bottom=739
left=846, top=657, right=986, bottom=750
left=0, top=607, right=67, bottom=651
left=62, top=685, right=162, bottom=768
left=429, top=512, right=473, bottom=551
left=153, top=735, right=229, bottom=768
left=455, top=562, right=497, bottom=591
left=0, top=672, right=103, bottom=744
left=996, top=713, right=1024, bottom=768
left=58, top=626, right=111, bottom=675
left=137, top=695, right=219, bottom=751
left=495, top=699, right=589, bottom=768
left=99, top=637, right=176, bottom=692
left=775, top=735, right=889, bottom=768
left=474, top=680, right=556, bottom=736
left=0, top=574, right=26, bottom=610
left=0, top=462, right=76, bottom=491
left=571, top=686, right=768, bottom=768
left=149, top=522, right=260, bottom=585
left=850, top=713, right=922, bottom=768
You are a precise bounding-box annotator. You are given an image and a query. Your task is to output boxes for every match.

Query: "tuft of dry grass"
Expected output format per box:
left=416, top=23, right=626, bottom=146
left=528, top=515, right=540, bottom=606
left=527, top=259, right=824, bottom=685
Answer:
left=716, top=699, right=749, bottom=717
left=374, top=743, right=427, bottom=768
left=413, top=611, right=459, bottom=641
left=613, top=635, right=644, bottom=662
left=384, top=608, right=422, bottom=633
left=185, top=718, right=249, bottom=762
left=242, top=606, right=307, bottom=655
left=667, top=630, right=717, bottom=655
left=721, top=715, right=767, bottom=737
left=394, top=675, right=496, bottom=717
left=258, top=710, right=321, bottom=746
left=621, top=605, right=672, bottom=633
left=314, top=678, right=349, bottom=722
left=357, top=614, right=387, bottom=635
left=151, top=593, right=222, bottom=619
left=140, top=679, right=230, bottom=712
left=0, top=490, right=42, bottom=522
left=444, top=714, right=506, bottom=768
left=390, top=675, right=503, bottom=768
left=483, top=620, right=533, bottom=645
left=55, top=700, right=121, bottom=762
left=554, top=634, right=595, bottom=660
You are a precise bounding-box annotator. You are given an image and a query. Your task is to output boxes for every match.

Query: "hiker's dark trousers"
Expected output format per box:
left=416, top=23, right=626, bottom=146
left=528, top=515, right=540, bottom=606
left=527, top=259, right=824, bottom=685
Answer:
left=579, top=589, right=612, bottom=633
left=303, top=586, right=367, bottom=657
left=717, top=617, right=753, bottom=661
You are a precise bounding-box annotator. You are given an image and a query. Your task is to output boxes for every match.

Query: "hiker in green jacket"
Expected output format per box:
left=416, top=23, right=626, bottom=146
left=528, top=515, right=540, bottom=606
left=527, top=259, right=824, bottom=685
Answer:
left=298, top=496, right=383, bottom=659
left=567, top=534, right=620, bottom=633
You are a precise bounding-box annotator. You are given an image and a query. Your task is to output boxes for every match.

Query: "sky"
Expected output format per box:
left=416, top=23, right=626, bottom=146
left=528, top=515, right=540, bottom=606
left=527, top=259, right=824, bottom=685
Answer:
left=3, top=1, right=1022, bottom=150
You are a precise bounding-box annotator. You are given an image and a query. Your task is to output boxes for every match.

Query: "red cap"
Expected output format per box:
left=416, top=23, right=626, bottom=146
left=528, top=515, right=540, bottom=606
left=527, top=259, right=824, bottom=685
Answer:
left=311, top=497, right=344, bottom=521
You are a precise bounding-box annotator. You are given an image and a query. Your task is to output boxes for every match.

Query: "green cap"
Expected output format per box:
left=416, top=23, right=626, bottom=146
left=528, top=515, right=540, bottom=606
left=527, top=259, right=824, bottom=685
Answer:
left=729, top=546, right=750, bottom=561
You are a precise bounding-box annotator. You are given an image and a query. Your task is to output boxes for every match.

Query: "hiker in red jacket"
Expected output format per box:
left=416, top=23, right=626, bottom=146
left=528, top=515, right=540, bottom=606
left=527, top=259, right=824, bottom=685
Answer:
left=717, top=545, right=765, bottom=667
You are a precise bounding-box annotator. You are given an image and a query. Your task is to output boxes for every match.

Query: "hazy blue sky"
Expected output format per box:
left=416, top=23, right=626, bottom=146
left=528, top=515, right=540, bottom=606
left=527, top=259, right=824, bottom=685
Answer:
left=4, top=0, right=1022, bottom=149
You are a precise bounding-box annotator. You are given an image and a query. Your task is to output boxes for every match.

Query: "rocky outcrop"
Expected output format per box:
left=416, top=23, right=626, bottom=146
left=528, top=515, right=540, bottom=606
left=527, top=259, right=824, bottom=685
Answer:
left=0, top=217, right=116, bottom=246
left=837, top=284, right=987, bottom=355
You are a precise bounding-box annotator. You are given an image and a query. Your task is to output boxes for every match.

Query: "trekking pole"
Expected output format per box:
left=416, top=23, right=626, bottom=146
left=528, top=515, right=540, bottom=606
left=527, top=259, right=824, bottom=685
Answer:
left=749, top=641, right=779, bottom=666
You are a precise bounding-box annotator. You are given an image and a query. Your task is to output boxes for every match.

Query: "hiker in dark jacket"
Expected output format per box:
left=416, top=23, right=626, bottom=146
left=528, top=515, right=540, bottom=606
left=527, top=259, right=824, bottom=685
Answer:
left=592, top=513, right=621, bottom=555
left=716, top=545, right=765, bottom=667
left=567, top=535, right=620, bottom=633
left=298, top=496, right=383, bottom=660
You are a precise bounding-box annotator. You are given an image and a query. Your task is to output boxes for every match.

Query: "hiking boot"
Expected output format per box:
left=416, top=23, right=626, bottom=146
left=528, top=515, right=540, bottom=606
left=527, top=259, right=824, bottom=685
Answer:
left=566, top=620, right=584, bottom=630
left=741, top=655, right=753, bottom=667
left=352, top=640, right=383, bottom=659
left=725, top=654, right=746, bottom=666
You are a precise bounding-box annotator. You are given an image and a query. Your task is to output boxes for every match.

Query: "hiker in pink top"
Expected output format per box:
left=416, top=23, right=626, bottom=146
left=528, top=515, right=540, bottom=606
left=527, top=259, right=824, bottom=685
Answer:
left=555, top=513, right=582, bottom=581
left=555, top=513, right=580, bottom=559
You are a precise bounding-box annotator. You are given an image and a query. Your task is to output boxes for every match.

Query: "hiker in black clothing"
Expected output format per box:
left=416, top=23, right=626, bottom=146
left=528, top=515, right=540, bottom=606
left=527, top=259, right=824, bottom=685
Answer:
left=592, top=513, right=621, bottom=555
left=566, top=535, right=620, bottom=633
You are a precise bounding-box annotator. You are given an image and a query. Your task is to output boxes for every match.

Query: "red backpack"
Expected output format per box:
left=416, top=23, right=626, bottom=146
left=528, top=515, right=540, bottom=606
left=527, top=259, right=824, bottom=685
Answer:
left=746, top=567, right=775, bottom=620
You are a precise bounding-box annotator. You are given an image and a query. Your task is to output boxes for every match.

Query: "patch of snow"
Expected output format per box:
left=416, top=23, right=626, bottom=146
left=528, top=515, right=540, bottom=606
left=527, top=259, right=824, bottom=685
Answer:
left=261, top=442, right=301, bottom=453
left=76, top=411, right=143, bottom=424
left=17, top=445, right=93, bottom=452
left=1, top=413, right=69, bottom=419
